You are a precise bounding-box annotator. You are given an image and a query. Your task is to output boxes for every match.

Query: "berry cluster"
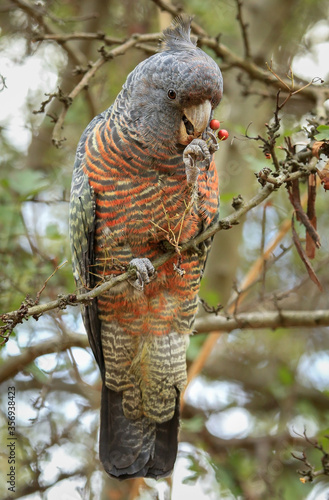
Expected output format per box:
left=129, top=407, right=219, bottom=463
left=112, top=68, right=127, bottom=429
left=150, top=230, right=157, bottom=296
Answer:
left=209, top=119, right=229, bottom=141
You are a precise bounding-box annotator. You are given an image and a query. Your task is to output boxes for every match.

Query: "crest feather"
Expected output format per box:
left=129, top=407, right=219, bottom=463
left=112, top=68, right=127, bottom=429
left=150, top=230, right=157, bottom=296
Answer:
left=161, top=16, right=197, bottom=52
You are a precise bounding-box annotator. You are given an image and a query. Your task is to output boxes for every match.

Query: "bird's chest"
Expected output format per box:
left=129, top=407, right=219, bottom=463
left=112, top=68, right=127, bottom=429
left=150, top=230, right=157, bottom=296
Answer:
left=95, top=172, right=200, bottom=252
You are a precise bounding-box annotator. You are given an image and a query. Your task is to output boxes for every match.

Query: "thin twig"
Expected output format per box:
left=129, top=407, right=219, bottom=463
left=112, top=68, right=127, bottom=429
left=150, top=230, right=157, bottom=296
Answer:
left=35, top=261, right=68, bottom=305
left=235, top=0, right=251, bottom=59
left=33, top=32, right=124, bottom=45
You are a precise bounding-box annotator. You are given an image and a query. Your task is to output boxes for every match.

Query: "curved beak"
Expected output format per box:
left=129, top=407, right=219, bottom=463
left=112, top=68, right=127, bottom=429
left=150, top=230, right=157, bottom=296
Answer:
left=178, top=100, right=212, bottom=145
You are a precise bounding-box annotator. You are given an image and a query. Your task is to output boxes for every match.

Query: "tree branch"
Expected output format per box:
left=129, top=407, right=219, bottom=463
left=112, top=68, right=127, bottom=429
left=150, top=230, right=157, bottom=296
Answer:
left=152, top=0, right=328, bottom=104
left=51, top=32, right=161, bottom=146
left=181, top=421, right=305, bottom=454
left=0, top=333, right=88, bottom=382
left=14, top=378, right=99, bottom=407
left=3, top=471, right=85, bottom=500
left=194, top=309, right=329, bottom=333
left=2, top=308, right=329, bottom=383
left=10, top=0, right=86, bottom=67
left=1, top=181, right=277, bottom=343
left=33, top=32, right=124, bottom=45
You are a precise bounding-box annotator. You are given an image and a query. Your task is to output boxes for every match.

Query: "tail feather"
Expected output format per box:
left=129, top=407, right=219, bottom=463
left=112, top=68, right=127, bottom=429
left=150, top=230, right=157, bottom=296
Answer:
left=148, top=391, right=180, bottom=478
left=99, top=384, right=180, bottom=479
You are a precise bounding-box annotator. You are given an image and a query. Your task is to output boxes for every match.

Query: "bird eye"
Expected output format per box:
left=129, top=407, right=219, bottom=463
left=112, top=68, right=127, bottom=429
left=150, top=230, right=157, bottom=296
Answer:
left=167, top=89, right=177, bottom=100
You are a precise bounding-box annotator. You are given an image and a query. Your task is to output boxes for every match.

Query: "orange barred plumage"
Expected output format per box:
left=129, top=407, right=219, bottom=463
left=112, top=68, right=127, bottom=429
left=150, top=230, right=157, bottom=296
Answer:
left=69, top=16, right=222, bottom=479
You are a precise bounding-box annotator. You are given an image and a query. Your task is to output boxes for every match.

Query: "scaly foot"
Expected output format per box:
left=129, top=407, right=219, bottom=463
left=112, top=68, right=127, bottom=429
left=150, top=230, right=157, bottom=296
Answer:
left=128, top=258, right=156, bottom=291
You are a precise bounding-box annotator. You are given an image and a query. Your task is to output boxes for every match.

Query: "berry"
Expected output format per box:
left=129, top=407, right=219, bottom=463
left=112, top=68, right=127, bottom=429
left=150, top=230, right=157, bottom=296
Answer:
left=218, top=129, right=229, bottom=141
left=265, top=153, right=272, bottom=159
left=209, top=119, right=220, bottom=130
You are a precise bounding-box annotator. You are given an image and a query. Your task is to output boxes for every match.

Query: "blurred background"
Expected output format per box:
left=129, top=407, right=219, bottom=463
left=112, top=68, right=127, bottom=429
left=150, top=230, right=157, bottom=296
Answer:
left=0, top=0, right=329, bottom=498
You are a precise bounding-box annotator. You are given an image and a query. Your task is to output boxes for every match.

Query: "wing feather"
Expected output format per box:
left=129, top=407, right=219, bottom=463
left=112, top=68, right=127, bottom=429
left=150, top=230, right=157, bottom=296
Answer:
left=69, top=114, right=106, bottom=375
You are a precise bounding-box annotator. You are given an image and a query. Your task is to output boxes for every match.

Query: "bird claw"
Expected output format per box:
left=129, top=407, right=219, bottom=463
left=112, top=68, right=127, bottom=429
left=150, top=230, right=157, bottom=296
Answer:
left=183, top=138, right=212, bottom=186
left=128, top=258, right=156, bottom=291
left=206, top=130, right=219, bottom=155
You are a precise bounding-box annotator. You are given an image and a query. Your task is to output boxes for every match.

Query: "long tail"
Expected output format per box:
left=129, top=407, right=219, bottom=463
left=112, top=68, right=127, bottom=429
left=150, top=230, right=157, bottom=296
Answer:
left=99, top=384, right=180, bottom=479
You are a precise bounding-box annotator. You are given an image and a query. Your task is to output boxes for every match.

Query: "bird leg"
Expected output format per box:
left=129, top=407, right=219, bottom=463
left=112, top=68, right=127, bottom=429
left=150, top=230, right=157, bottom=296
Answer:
left=128, top=257, right=156, bottom=291
left=183, top=139, right=209, bottom=185
left=183, top=137, right=217, bottom=187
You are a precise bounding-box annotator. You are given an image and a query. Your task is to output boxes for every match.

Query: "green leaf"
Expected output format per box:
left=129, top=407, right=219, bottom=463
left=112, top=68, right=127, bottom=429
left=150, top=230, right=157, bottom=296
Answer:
left=315, top=125, right=329, bottom=141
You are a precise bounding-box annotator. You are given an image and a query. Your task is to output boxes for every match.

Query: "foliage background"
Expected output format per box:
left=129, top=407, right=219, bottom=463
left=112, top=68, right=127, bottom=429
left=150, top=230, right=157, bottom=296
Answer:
left=0, top=0, right=329, bottom=499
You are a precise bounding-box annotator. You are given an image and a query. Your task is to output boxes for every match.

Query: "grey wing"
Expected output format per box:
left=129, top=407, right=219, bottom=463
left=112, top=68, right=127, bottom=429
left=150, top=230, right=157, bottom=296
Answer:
left=69, top=113, right=107, bottom=376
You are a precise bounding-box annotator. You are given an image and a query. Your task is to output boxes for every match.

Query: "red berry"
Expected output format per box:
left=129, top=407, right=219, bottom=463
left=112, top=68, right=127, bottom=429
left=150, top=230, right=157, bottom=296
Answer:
left=209, top=119, right=220, bottom=130
left=265, top=153, right=272, bottom=159
left=218, top=129, right=229, bottom=141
